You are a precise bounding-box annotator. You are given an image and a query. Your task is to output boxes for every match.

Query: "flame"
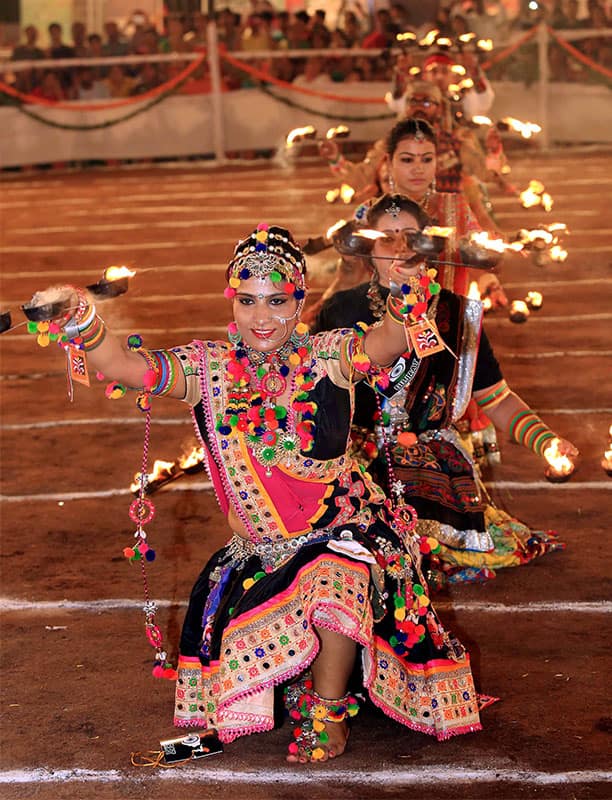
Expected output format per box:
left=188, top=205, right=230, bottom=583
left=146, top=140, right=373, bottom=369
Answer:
left=436, top=37, right=453, bottom=48
left=286, top=125, right=316, bottom=147
left=178, top=446, right=204, bottom=470
left=468, top=231, right=507, bottom=253
left=397, top=31, right=417, bottom=42
left=502, top=116, right=542, bottom=139
left=550, top=244, right=568, bottom=262
left=130, top=459, right=176, bottom=492
left=547, top=223, right=567, bottom=233
left=326, top=125, right=349, bottom=140
left=544, top=437, right=575, bottom=476
left=340, top=183, right=355, bottom=204
left=472, top=115, right=492, bottom=126
left=458, top=77, right=474, bottom=90
left=408, top=66, right=421, bottom=76
left=419, top=29, right=440, bottom=47
left=326, top=188, right=340, bottom=203
left=326, top=219, right=347, bottom=239
left=451, top=64, right=467, bottom=76
left=519, top=180, right=553, bottom=211
left=458, top=32, right=476, bottom=42
left=354, top=228, right=387, bottom=241
left=477, top=38, right=494, bottom=51
left=526, top=290, right=543, bottom=308
left=482, top=296, right=493, bottom=312
left=468, top=281, right=481, bottom=300
left=104, top=265, right=135, bottom=281
left=423, top=225, right=454, bottom=238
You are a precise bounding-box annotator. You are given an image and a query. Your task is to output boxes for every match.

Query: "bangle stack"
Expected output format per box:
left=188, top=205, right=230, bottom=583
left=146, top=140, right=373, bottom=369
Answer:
left=385, top=294, right=406, bottom=326
left=509, top=409, right=556, bottom=456
left=475, top=379, right=511, bottom=412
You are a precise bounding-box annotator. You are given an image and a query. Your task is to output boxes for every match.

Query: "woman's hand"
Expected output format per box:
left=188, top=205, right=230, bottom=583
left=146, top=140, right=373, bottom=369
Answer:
left=319, top=139, right=340, bottom=163
left=545, top=437, right=579, bottom=460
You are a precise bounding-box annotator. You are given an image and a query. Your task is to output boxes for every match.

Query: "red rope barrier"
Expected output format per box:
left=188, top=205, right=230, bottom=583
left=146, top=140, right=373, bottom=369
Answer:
left=547, top=26, right=612, bottom=79
left=480, top=26, right=538, bottom=69
left=0, top=53, right=206, bottom=111
left=220, top=51, right=387, bottom=104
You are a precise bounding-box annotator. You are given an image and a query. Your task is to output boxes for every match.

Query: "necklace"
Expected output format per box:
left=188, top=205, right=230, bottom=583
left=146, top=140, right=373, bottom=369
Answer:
left=216, top=336, right=318, bottom=474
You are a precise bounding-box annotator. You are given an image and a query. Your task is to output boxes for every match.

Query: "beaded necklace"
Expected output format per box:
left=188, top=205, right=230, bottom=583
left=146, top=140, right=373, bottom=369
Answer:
left=216, top=334, right=318, bottom=475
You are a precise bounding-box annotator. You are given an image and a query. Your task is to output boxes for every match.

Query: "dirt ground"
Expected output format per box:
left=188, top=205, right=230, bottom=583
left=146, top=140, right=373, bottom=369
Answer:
left=1, top=148, right=611, bottom=800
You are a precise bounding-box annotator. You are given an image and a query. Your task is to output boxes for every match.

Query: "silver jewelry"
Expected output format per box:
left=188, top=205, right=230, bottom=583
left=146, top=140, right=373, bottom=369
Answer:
left=386, top=199, right=402, bottom=219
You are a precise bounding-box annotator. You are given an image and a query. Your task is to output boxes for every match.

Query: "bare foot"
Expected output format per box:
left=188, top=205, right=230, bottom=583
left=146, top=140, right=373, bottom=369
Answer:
left=286, top=719, right=350, bottom=764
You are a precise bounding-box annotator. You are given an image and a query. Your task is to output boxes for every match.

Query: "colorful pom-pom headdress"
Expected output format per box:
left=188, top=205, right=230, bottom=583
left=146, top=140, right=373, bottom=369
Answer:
left=224, top=223, right=307, bottom=301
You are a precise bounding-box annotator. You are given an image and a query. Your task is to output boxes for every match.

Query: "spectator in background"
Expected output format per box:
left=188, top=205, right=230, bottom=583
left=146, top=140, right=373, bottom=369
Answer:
left=75, top=66, right=110, bottom=99
left=127, top=9, right=153, bottom=53
left=10, top=25, right=45, bottom=93
left=361, top=9, right=397, bottom=48
left=71, top=21, right=88, bottom=57
left=581, top=1, right=612, bottom=69
left=103, top=20, right=129, bottom=57
left=47, top=22, right=75, bottom=93
left=217, top=8, right=242, bottom=51
left=287, top=11, right=312, bottom=49
left=86, top=33, right=106, bottom=79
left=240, top=12, right=274, bottom=51
left=106, top=64, right=134, bottom=97
left=326, top=29, right=354, bottom=81
left=130, top=61, right=161, bottom=95
left=30, top=69, right=69, bottom=100
left=339, top=10, right=363, bottom=46
left=160, top=15, right=191, bottom=53
left=292, top=54, right=332, bottom=87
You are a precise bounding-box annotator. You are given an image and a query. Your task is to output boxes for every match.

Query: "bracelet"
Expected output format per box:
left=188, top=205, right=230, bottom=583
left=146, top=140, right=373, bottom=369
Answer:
left=509, top=409, right=556, bottom=456
left=346, top=323, right=390, bottom=392
left=385, top=294, right=406, bottom=326
left=475, top=379, right=511, bottom=412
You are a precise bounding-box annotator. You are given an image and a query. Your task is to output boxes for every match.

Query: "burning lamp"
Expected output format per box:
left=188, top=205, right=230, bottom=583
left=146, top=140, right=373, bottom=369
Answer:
left=408, top=227, right=448, bottom=256
left=22, top=290, right=72, bottom=322
left=525, top=291, right=543, bottom=310
left=178, top=446, right=205, bottom=475
left=602, top=425, right=612, bottom=476
left=86, top=266, right=134, bottom=299
left=0, top=311, right=11, bottom=333
left=332, top=221, right=378, bottom=258
left=458, top=232, right=505, bottom=270
left=509, top=300, right=530, bottom=324
left=543, top=438, right=576, bottom=483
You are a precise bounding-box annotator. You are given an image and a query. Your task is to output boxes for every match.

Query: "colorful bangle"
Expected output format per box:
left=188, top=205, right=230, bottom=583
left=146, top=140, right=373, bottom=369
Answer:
left=475, top=379, right=511, bottom=412
left=385, top=294, right=406, bottom=326
left=347, top=323, right=390, bottom=392
left=509, top=409, right=556, bottom=456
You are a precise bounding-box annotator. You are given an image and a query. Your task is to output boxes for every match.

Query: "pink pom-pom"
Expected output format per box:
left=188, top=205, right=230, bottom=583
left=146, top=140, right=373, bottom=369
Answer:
left=152, top=665, right=165, bottom=678
left=256, top=222, right=269, bottom=231
left=288, top=742, right=299, bottom=755
left=224, top=286, right=236, bottom=299
left=143, top=368, right=157, bottom=389
left=95, top=371, right=105, bottom=381
left=227, top=321, right=238, bottom=335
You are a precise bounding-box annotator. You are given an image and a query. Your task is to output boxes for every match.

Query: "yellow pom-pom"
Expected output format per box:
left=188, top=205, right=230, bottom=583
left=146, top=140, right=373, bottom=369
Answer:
left=37, top=333, right=50, bottom=347
left=37, top=321, right=50, bottom=333
left=394, top=607, right=406, bottom=621
left=407, top=293, right=418, bottom=304
left=427, top=536, right=439, bottom=550
left=256, top=230, right=268, bottom=242
left=313, top=705, right=327, bottom=720
left=313, top=719, right=325, bottom=733
left=427, top=268, right=438, bottom=278
left=229, top=276, right=241, bottom=288
left=288, top=352, right=301, bottom=366
left=312, top=747, right=326, bottom=761
left=295, top=374, right=304, bottom=385
left=352, top=353, right=371, bottom=373
left=242, top=578, right=255, bottom=590
left=419, top=595, right=430, bottom=607
left=295, top=322, right=308, bottom=335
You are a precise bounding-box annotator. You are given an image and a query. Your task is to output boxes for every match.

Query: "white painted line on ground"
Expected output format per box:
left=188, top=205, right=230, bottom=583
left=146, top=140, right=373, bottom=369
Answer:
left=0, top=263, right=227, bottom=279
left=502, top=350, right=612, bottom=359
left=3, top=407, right=609, bottom=431
left=486, top=313, right=612, bottom=324
left=1, top=479, right=610, bottom=504
left=11, top=217, right=308, bottom=235
left=0, top=766, right=609, bottom=786
left=1, top=598, right=610, bottom=614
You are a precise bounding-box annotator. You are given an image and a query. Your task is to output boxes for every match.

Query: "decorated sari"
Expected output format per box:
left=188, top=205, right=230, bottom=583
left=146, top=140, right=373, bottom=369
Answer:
left=169, top=329, right=481, bottom=743
left=313, top=288, right=563, bottom=587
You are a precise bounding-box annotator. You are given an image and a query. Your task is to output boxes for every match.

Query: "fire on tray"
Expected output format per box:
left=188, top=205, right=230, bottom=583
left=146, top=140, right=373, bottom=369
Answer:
left=131, top=459, right=181, bottom=496
left=543, top=438, right=576, bottom=483
left=86, top=266, right=135, bottom=298
left=178, top=446, right=205, bottom=474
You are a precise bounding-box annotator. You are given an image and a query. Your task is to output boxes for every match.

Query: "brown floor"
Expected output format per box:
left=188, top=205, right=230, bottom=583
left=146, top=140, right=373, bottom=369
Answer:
left=1, top=150, right=611, bottom=799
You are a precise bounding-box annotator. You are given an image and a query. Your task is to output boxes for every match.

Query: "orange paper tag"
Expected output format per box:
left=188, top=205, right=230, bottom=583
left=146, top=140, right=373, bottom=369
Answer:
left=67, top=345, right=90, bottom=387
left=407, top=318, right=445, bottom=359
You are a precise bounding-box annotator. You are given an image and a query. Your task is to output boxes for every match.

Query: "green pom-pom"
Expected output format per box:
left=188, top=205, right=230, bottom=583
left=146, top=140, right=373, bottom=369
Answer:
left=256, top=366, right=266, bottom=378
left=275, top=406, right=287, bottom=419
left=229, top=414, right=239, bottom=426
left=269, top=270, right=282, bottom=283
left=27, top=321, right=38, bottom=334
left=429, top=282, right=441, bottom=295
left=413, top=583, right=425, bottom=596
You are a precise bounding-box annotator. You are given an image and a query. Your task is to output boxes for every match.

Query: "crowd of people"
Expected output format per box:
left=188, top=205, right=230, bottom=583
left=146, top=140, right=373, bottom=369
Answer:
left=6, top=0, right=611, bottom=100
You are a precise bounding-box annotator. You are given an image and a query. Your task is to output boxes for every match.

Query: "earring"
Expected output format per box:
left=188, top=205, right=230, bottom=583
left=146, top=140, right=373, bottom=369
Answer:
left=290, top=325, right=309, bottom=347
left=388, top=173, right=396, bottom=192
left=228, top=322, right=241, bottom=345
left=367, top=267, right=385, bottom=320
left=431, top=176, right=436, bottom=193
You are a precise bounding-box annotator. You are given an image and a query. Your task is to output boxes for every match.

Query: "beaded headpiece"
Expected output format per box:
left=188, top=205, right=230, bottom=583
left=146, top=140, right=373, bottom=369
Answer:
left=224, top=223, right=307, bottom=300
